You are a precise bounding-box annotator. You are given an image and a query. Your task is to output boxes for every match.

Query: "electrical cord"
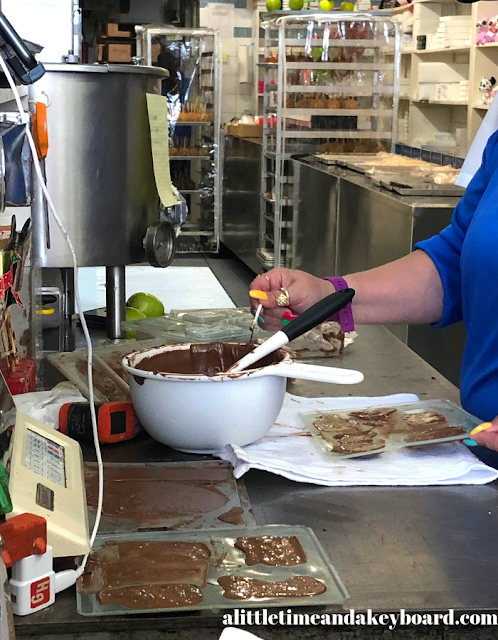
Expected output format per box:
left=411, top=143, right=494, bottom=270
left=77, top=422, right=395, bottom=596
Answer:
left=0, top=54, right=103, bottom=584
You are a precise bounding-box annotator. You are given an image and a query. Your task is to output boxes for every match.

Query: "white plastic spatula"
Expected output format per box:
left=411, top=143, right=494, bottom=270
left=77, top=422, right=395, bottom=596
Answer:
left=229, top=289, right=355, bottom=374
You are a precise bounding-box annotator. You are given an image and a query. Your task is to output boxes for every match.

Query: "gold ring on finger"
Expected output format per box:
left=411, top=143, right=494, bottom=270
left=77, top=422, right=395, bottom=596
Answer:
left=276, top=287, right=290, bottom=307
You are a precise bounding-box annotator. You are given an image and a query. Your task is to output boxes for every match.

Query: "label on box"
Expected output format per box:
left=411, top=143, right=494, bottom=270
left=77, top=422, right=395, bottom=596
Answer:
left=357, top=116, right=372, bottom=131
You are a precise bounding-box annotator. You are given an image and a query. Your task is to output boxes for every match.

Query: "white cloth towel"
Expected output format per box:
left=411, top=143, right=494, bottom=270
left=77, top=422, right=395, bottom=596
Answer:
left=13, top=383, right=85, bottom=430
left=216, top=394, right=498, bottom=486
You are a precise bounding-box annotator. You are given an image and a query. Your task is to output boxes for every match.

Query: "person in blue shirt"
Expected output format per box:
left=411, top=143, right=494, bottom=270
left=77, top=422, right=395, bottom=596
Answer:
left=250, top=130, right=498, bottom=454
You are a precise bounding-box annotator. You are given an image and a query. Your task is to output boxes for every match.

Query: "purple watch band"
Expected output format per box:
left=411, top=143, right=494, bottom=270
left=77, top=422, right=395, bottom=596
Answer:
left=324, top=277, right=355, bottom=332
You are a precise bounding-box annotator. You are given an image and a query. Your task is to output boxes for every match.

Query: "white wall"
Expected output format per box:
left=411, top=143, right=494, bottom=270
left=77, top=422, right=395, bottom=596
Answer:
left=2, top=0, right=73, bottom=63
left=200, top=0, right=259, bottom=124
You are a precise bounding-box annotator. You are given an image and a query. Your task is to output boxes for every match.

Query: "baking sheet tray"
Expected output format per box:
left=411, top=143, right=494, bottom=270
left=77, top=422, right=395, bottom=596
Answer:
left=313, top=153, right=378, bottom=165
left=47, top=351, right=130, bottom=403
left=383, top=181, right=464, bottom=196
left=84, top=461, right=255, bottom=534
left=300, top=400, right=479, bottom=459
left=76, top=525, right=349, bottom=616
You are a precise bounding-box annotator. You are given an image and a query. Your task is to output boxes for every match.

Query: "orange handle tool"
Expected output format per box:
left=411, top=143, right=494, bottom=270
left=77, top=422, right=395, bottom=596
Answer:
left=59, top=402, right=142, bottom=444
left=32, top=102, right=48, bottom=160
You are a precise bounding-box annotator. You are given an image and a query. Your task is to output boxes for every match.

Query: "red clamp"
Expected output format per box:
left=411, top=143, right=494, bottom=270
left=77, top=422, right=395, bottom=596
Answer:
left=0, top=514, right=47, bottom=569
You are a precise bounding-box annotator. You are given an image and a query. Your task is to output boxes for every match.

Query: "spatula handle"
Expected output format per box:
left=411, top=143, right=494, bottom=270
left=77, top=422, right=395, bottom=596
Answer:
left=281, top=289, right=355, bottom=342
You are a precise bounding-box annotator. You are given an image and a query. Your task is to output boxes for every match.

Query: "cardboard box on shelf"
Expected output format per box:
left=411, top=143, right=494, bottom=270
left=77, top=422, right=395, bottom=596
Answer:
left=437, top=82, right=468, bottom=102
left=106, top=23, right=133, bottom=38
left=106, top=44, right=132, bottom=63
left=419, top=82, right=468, bottom=103
left=225, top=123, right=263, bottom=138
left=439, top=16, right=471, bottom=25
left=151, top=43, right=161, bottom=63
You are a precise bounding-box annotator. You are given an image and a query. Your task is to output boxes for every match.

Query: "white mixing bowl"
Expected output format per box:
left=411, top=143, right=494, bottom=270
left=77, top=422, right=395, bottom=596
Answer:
left=122, top=343, right=364, bottom=453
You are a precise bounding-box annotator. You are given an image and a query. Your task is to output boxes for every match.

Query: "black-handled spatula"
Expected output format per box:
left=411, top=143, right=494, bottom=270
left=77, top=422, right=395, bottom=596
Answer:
left=229, top=288, right=355, bottom=373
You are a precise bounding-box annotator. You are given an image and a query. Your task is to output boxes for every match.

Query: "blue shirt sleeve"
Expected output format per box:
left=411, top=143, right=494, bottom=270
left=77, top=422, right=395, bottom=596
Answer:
left=415, top=131, right=498, bottom=328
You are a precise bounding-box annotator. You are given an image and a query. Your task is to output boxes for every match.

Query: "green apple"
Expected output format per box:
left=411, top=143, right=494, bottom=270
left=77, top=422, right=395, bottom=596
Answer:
left=289, top=0, right=304, bottom=8
left=320, top=0, right=334, bottom=9
left=266, top=0, right=282, bottom=10
left=341, top=1, right=355, bottom=9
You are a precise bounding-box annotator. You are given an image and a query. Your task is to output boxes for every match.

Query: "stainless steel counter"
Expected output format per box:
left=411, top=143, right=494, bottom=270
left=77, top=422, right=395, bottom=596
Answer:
left=221, top=141, right=465, bottom=387
left=293, top=157, right=465, bottom=388
left=293, top=156, right=461, bottom=278
left=16, top=326, right=498, bottom=639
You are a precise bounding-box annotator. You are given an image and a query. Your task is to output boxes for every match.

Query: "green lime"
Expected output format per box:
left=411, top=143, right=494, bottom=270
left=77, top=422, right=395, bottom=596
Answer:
left=126, top=292, right=165, bottom=318
left=125, top=306, right=146, bottom=339
left=289, top=0, right=304, bottom=8
left=266, top=0, right=281, bottom=10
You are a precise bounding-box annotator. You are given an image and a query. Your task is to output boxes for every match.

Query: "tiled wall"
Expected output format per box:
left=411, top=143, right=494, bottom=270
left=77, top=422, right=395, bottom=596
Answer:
left=200, top=0, right=259, bottom=124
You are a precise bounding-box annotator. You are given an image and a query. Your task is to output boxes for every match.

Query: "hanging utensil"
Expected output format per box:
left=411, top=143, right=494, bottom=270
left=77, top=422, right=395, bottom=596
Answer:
left=13, top=219, right=31, bottom=292
left=229, top=288, right=355, bottom=374
left=32, top=102, right=50, bottom=249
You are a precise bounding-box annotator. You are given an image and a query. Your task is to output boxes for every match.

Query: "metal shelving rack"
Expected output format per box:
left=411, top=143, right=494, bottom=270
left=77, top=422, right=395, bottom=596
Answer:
left=259, top=14, right=400, bottom=269
left=136, top=26, right=222, bottom=253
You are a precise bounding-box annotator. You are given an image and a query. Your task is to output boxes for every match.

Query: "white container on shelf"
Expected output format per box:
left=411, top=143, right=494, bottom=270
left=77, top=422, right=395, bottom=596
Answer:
left=419, top=83, right=438, bottom=100
left=436, top=82, right=468, bottom=102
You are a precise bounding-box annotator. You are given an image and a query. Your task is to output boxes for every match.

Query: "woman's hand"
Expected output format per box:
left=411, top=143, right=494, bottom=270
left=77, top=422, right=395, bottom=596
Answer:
left=472, top=418, right=498, bottom=452
left=250, top=268, right=335, bottom=332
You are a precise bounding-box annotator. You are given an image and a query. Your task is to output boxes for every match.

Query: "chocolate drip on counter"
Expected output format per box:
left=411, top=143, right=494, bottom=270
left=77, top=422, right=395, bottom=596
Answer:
left=235, top=536, right=307, bottom=566
left=218, top=575, right=327, bottom=600
left=217, top=507, right=245, bottom=526
left=136, top=342, right=284, bottom=376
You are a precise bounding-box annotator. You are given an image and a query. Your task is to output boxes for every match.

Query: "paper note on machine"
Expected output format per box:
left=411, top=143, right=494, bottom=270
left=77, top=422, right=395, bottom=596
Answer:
left=146, top=93, right=180, bottom=209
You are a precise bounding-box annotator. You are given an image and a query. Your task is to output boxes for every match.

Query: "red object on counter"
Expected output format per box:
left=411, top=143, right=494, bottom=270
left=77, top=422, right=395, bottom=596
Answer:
left=0, top=514, right=47, bottom=569
left=0, top=358, right=37, bottom=395
left=59, top=401, right=142, bottom=444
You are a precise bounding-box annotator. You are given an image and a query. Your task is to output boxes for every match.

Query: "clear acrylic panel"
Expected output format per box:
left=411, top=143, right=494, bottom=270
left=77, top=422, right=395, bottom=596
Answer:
left=259, top=14, right=400, bottom=269
left=136, top=27, right=221, bottom=254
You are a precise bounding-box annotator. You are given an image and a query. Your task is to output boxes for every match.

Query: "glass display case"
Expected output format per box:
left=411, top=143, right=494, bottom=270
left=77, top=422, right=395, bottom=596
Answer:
left=137, top=27, right=221, bottom=253
left=259, top=14, right=400, bottom=269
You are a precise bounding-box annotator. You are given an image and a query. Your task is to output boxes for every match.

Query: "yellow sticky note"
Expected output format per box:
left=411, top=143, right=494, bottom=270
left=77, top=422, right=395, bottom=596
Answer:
left=146, top=93, right=180, bottom=209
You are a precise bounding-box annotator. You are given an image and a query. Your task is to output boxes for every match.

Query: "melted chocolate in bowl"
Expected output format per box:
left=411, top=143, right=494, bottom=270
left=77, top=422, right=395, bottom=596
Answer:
left=136, top=342, right=286, bottom=376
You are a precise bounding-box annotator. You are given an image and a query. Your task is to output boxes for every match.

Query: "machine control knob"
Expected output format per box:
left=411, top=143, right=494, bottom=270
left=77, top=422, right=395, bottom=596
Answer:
left=144, top=220, right=176, bottom=268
